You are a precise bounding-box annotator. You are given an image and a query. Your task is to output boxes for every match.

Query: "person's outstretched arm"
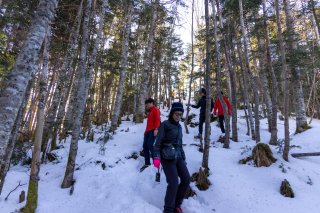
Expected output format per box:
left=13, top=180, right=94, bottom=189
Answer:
left=191, top=99, right=202, bottom=108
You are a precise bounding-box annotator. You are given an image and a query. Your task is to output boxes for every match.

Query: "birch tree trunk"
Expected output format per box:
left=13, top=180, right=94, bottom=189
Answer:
left=0, top=0, right=58, bottom=172
left=135, top=0, right=158, bottom=123
left=275, top=0, right=290, bottom=161
left=212, top=0, right=230, bottom=148
left=111, top=1, right=133, bottom=131
left=239, top=0, right=260, bottom=143
left=184, top=0, right=195, bottom=134
left=61, top=0, right=92, bottom=188
left=24, top=29, right=51, bottom=213
left=283, top=0, right=308, bottom=133
left=262, top=0, right=278, bottom=145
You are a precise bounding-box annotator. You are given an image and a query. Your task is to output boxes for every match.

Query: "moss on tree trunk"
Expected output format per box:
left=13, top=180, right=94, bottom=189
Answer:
left=23, top=179, right=38, bottom=213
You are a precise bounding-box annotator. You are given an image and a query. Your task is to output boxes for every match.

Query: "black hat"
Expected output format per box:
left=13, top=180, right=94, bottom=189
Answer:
left=200, top=88, right=206, bottom=95
left=145, top=98, right=155, bottom=104
left=170, top=102, right=184, bottom=114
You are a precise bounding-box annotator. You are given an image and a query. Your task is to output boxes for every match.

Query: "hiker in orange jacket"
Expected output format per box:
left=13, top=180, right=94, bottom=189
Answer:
left=213, top=92, right=231, bottom=134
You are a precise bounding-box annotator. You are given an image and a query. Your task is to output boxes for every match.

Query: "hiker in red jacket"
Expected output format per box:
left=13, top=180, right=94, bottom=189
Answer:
left=140, top=98, right=161, bottom=172
left=213, top=92, right=231, bottom=135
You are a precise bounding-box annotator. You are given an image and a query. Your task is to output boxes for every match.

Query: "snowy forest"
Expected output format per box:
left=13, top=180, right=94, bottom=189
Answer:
left=0, top=0, right=320, bottom=212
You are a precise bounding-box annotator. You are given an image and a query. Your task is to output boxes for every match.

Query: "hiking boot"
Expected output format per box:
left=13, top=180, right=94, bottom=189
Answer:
left=174, top=207, right=183, bottom=213
left=139, top=164, right=150, bottom=172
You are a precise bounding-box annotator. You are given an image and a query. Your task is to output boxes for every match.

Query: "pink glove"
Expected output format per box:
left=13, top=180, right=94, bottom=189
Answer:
left=153, top=158, right=161, bottom=168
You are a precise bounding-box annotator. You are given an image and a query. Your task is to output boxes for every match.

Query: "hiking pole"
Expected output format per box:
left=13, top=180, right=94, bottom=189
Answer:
left=155, top=167, right=160, bottom=182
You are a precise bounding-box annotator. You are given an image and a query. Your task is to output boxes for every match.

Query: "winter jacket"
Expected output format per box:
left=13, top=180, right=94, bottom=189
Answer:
left=145, top=105, right=161, bottom=133
left=191, top=96, right=214, bottom=118
left=213, top=96, right=231, bottom=116
left=154, top=120, right=186, bottom=160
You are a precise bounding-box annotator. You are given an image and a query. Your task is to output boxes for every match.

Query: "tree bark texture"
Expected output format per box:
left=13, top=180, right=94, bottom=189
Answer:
left=239, top=0, right=260, bottom=142
left=42, top=0, right=84, bottom=156
left=61, top=0, right=92, bottom=188
left=283, top=0, right=308, bottom=133
left=111, top=1, right=133, bottom=131
left=0, top=0, right=58, bottom=173
left=275, top=0, right=290, bottom=161
left=135, top=0, right=158, bottom=123
left=202, top=0, right=211, bottom=171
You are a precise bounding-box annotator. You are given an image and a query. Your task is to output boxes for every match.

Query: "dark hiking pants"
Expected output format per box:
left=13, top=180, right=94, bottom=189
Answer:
left=218, top=115, right=225, bottom=133
left=143, top=130, right=156, bottom=165
left=199, top=115, right=205, bottom=136
left=162, top=158, right=191, bottom=213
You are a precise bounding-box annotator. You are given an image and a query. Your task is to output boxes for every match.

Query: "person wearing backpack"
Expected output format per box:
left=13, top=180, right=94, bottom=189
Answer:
left=153, top=102, right=190, bottom=213
left=140, top=98, right=161, bottom=172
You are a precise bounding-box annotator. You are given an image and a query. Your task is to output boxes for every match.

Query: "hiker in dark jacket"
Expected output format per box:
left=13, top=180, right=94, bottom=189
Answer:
left=188, top=88, right=213, bottom=139
left=153, top=102, right=190, bottom=213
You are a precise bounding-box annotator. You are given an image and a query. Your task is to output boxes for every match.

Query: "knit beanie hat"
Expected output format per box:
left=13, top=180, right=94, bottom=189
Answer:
left=170, top=102, right=184, bottom=114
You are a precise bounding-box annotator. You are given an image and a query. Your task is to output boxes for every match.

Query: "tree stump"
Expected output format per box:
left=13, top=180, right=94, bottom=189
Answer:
left=252, top=143, right=276, bottom=167
left=192, top=168, right=211, bottom=191
left=280, top=179, right=294, bottom=198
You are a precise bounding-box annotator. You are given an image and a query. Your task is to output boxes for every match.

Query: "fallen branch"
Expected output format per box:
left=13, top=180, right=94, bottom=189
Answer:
left=75, top=158, right=93, bottom=170
left=5, top=181, right=26, bottom=201
left=291, top=152, right=320, bottom=158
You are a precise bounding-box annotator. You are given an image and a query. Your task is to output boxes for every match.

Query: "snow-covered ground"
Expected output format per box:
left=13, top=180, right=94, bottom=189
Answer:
left=1, top=105, right=320, bottom=213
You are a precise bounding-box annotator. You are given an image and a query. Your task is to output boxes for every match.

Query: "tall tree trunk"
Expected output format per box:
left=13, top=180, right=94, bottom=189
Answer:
left=42, top=0, right=84, bottom=158
left=275, top=0, right=291, bottom=161
left=135, top=0, right=158, bottom=123
left=0, top=0, right=58, bottom=173
left=239, top=0, right=260, bottom=143
left=83, top=0, right=109, bottom=135
left=184, top=0, right=195, bottom=134
left=237, top=42, right=255, bottom=139
left=212, top=0, right=230, bottom=148
left=61, top=0, right=92, bottom=188
left=262, top=0, right=278, bottom=145
left=310, top=0, right=320, bottom=37
left=111, top=2, right=133, bottom=131
left=283, top=0, right=308, bottom=133
left=60, top=63, right=79, bottom=140
left=217, top=0, right=237, bottom=142
left=24, top=28, right=51, bottom=213
left=257, top=34, right=272, bottom=133
left=133, top=45, right=139, bottom=121
left=202, top=0, right=211, bottom=171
